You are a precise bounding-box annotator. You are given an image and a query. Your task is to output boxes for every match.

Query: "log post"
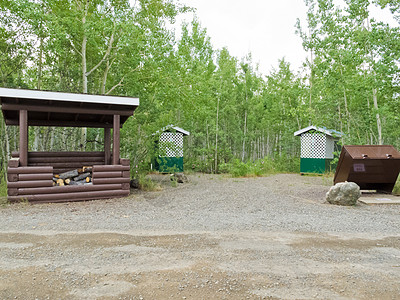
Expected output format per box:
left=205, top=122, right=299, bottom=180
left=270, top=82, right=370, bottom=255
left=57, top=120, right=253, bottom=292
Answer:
left=19, top=110, right=28, bottom=167
left=104, top=127, right=111, bottom=165
left=112, top=114, right=120, bottom=165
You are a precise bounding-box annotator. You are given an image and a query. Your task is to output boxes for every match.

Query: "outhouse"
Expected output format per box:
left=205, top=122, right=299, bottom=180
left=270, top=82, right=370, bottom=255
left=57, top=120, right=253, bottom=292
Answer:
left=154, top=125, right=190, bottom=173
left=294, top=125, right=343, bottom=174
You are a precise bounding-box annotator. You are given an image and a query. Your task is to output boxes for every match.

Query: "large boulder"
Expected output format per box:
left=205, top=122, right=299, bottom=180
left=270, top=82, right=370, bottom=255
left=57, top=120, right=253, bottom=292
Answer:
left=326, top=182, right=361, bottom=206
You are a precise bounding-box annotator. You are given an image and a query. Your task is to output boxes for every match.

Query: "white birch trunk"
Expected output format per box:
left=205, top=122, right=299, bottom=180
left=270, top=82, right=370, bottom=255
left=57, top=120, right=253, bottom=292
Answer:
left=373, top=88, right=383, bottom=145
left=215, top=94, right=220, bottom=173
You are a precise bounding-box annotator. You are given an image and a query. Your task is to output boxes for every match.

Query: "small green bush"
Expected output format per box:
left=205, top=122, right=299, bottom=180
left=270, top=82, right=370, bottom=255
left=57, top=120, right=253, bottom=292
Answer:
left=219, top=155, right=300, bottom=178
left=393, top=176, right=400, bottom=195
left=137, top=174, right=161, bottom=191
left=0, top=179, right=8, bottom=206
left=0, top=179, right=6, bottom=197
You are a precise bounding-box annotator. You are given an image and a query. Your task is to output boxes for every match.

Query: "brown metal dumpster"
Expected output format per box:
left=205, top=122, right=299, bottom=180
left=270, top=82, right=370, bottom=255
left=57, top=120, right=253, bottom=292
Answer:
left=334, top=145, right=400, bottom=193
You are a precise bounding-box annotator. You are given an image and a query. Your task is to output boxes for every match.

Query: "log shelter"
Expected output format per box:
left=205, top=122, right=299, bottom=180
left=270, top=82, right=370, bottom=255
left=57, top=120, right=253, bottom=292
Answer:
left=0, top=87, right=139, bottom=203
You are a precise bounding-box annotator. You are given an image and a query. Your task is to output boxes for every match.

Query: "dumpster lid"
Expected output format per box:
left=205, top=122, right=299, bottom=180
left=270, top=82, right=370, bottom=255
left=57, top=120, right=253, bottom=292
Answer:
left=343, top=145, right=400, bottom=159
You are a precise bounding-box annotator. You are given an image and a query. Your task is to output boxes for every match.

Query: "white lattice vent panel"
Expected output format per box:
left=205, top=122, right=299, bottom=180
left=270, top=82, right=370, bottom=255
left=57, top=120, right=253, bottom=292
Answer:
left=300, top=133, right=327, bottom=159
left=325, top=136, right=335, bottom=159
left=159, top=132, right=183, bottom=157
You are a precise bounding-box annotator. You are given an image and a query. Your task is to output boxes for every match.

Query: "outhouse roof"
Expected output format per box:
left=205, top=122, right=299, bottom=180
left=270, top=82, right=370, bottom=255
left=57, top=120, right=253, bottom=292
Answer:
left=294, top=125, right=343, bottom=138
left=0, top=87, right=139, bottom=128
left=160, top=124, right=190, bottom=136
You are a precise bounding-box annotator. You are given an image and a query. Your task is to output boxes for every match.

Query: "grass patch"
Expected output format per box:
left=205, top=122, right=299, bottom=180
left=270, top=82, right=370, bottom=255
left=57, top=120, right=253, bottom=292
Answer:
left=219, top=155, right=300, bottom=178
left=170, top=178, right=178, bottom=187
left=138, top=174, right=162, bottom=191
left=0, top=179, right=9, bottom=206
left=393, top=176, right=400, bottom=195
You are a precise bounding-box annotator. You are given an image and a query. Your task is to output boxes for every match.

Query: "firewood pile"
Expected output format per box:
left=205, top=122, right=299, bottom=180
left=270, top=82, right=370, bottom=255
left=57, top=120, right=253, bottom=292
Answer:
left=53, top=166, right=93, bottom=186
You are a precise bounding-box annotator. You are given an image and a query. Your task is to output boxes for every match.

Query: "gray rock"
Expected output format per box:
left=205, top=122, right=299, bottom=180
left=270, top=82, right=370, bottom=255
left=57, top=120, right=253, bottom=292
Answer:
left=326, top=182, right=361, bottom=206
left=130, top=178, right=140, bottom=189
left=171, top=173, right=188, bottom=183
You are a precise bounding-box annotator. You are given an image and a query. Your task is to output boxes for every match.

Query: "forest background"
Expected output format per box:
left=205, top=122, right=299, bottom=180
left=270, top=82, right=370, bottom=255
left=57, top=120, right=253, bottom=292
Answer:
left=1, top=0, right=400, bottom=191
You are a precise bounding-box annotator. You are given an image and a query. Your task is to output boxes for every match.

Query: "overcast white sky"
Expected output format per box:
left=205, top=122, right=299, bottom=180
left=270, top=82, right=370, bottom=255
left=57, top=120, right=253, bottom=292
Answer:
left=176, top=0, right=309, bottom=75
left=176, top=0, right=396, bottom=75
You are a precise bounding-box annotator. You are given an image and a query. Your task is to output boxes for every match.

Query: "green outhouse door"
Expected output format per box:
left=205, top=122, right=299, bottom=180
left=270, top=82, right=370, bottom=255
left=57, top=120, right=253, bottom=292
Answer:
left=294, top=126, right=343, bottom=174
left=154, top=125, right=190, bottom=173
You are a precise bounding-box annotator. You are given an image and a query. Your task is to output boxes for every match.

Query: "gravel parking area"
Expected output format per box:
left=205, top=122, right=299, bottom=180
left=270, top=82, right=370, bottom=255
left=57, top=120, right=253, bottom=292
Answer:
left=0, top=173, right=399, bottom=299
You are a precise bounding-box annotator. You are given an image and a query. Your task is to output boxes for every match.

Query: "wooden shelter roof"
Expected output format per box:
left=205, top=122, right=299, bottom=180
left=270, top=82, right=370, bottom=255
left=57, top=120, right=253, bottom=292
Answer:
left=0, top=87, right=139, bottom=128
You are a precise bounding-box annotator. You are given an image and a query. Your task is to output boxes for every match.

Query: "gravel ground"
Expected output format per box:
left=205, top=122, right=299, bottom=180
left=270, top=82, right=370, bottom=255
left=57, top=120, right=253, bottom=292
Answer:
left=0, top=173, right=399, bottom=299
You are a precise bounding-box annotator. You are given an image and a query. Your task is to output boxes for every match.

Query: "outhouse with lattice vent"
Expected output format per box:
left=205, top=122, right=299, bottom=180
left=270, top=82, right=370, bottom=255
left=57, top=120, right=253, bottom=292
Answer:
left=154, top=125, right=190, bottom=173
left=294, top=126, right=343, bottom=174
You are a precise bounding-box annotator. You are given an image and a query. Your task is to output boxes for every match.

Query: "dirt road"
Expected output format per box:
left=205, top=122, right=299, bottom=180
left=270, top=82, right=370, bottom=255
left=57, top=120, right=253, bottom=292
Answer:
left=0, top=174, right=399, bottom=299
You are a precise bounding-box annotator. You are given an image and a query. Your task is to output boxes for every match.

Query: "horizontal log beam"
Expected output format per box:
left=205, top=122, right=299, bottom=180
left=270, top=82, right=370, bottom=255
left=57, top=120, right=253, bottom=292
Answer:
left=8, top=189, right=129, bottom=203
left=18, top=184, right=122, bottom=195
left=53, top=168, right=79, bottom=174
left=8, top=166, right=53, bottom=174
left=6, top=119, right=114, bottom=128
left=28, top=162, right=98, bottom=168
left=93, top=165, right=130, bottom=172
left=26, top=193, right=129, bottom=204
left=12, top=151, right=105, bottom=158
left=2, top=103, right=132, bottom=117
left=8, top=180, right=53, bottom=189
left=92, top=177, right=130, bottom=185
left=29, top=157, right=104, bottom=164
left=92, top=171, right=122, bottom=179
left=18, top=173, right=54, bottom=181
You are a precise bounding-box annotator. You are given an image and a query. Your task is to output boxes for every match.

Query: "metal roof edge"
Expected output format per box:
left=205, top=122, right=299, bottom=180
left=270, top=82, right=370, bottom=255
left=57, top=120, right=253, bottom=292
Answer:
left=170, top=125, right=190, bottom=136
left=153, top=124, right=190, bottom=136
left=294, top=125, right=343, bottom=137
left=0, top=87, right=139, bottom=107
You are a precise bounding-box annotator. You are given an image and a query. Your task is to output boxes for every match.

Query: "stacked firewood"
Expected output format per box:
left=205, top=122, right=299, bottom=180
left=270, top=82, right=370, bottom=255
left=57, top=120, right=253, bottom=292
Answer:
left=53, top=166, right=93, bottom=186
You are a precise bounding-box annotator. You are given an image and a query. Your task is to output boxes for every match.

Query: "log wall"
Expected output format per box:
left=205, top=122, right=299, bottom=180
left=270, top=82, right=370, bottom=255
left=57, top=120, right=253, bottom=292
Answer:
left=12, top=151, right=106, bottom=174
left=7, top=154, right=130, bottom=204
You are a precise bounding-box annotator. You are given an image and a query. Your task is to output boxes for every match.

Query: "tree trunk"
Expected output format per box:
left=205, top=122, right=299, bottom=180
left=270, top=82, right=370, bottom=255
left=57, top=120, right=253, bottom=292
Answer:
left=242, top=77, right=248, bottom=162
left=373, top=88, right=383, bottom=145
left=215, top=94, right=220, bottom=174
left=81, top=1, right=89, bottom=150
left=308, top=27, right=314, bottom=126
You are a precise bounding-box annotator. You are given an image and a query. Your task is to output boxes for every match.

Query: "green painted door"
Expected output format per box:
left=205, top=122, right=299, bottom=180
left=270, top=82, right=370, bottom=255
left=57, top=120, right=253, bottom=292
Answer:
left=300, top=158, right=327, bottom=174
left=155, top=157, right=184, bottom=173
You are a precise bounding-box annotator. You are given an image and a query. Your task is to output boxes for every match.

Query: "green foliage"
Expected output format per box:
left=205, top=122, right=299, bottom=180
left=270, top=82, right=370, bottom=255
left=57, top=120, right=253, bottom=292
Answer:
left=1, top=0, right=400, bottom=182
left=0, top=176, right=8, bottom=206
left=137, top=174, right=161, bottom=191
left=393, top=176, right=400, bottom=195
left=220, top=155, right=300, bottom=178
left=170, top=176, right=178, bottom=187
left=0, top=177, right=7, bottom=197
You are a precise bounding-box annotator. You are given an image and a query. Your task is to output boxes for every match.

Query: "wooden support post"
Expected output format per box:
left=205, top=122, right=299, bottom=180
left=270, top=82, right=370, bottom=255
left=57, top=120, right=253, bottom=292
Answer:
left=104, top=127, right=111, bottom=165
left=112, top=115, right=120, bottom=165
left=19, top=110, right=28, bottom=167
